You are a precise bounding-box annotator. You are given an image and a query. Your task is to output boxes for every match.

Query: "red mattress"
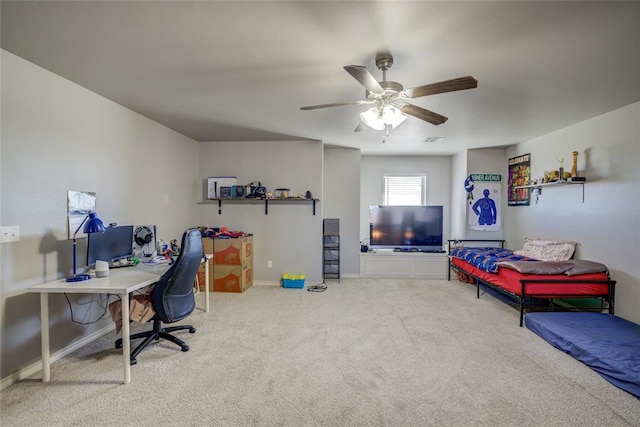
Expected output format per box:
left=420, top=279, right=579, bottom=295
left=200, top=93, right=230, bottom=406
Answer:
left=451, top=257, right=611, bottom=297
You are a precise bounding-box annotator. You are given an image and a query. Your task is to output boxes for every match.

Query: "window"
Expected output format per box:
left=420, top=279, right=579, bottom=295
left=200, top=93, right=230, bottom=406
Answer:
left=383, top=174, right=426, bottom=205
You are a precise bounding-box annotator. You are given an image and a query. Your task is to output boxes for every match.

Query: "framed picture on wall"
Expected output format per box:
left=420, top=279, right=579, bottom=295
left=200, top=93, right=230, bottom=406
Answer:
left=507, top=154, right=531, bottom=206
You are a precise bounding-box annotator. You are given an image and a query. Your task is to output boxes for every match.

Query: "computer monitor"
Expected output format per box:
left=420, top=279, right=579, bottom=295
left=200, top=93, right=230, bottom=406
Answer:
left=86, top=225, right=134, bottom=267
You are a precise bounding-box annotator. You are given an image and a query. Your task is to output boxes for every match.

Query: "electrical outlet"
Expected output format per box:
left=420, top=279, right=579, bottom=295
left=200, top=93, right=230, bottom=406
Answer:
left=267, top=260, right=272, bottom=269
left=1, top=226, right=20, bottom=243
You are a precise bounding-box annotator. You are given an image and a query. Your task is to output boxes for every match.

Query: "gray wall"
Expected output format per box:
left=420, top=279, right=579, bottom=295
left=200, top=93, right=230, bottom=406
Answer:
left=465, top=148, right=506, bottom=240
left=2, top=45, right=639, bottom=384
left=504, top=102, right=640, bottom=324
left=323, top=148, right=361, bottom=276
left=360, top=156, right=453, bottom=250
left=451, top=148, right=507, bottom=242
left=197, top=141, right=323, bottom=284
left=450, top=150, right=468, bottom=240
left=1, top=50, right=199, bottom=380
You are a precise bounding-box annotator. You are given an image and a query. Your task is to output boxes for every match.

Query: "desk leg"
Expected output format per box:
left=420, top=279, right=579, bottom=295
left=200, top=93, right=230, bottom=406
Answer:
left=40, top=293, right=51, bottom=382
left=121, top=292, right=131, bottom=384
left=205, top=259, right=210, bottom=313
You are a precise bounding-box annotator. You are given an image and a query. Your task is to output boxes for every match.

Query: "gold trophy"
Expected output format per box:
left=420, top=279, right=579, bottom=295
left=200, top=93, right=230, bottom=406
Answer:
left=571, top=151, right=579, bottom=178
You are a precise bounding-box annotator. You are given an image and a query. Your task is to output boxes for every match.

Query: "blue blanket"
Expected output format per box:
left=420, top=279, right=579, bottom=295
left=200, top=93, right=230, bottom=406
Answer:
left=525, top=312, right=640, bottom=398
left=449, top=247, right=532, bottom=273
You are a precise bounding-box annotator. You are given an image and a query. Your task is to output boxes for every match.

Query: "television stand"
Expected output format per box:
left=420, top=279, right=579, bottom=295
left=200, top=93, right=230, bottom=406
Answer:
left=360, top=251, right=447, bottom=279
left=393, top=247, right=445, bottom=253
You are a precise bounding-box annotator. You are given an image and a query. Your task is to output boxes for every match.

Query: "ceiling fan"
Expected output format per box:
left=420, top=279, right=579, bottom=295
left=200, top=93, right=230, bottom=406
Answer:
left=300, top=52, right=477, bottom=132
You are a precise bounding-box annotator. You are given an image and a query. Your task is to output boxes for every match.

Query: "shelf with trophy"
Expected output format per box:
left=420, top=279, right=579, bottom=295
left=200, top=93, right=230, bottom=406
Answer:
left=514, top=151, right=586, bottom=203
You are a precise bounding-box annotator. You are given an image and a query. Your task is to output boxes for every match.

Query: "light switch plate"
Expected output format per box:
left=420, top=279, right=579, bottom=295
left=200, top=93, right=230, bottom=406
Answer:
left=1, top=226, right=20, bottom=243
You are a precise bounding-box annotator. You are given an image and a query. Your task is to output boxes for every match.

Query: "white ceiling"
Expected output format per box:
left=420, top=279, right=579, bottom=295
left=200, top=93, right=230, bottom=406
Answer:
left=2, top=1, right=639, bottom=156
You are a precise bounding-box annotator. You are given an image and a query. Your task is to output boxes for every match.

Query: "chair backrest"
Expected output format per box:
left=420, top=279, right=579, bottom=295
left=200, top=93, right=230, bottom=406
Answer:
left=151, top=228, right=203, bottom=323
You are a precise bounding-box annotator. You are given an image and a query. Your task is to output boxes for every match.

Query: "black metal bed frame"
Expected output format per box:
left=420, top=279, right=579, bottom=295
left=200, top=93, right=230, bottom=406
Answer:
left=446, top=239, right=616, bottom=326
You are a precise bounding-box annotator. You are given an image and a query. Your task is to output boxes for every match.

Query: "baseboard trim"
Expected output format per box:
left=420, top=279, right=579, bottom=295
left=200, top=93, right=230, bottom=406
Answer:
left=0, top=323, right=115, bottom=390
left=253, top=280, right=280, bottom=286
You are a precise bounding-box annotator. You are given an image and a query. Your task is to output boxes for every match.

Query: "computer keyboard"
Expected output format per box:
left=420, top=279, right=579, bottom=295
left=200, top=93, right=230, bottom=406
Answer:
left=110, top=260, right=135, bottom=268
left=144, top=255, right=169, bottom=265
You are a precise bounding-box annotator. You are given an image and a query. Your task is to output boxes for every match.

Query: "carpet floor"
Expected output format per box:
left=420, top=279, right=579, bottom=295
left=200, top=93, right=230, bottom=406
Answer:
left=1, top=278, right=639, bottom=426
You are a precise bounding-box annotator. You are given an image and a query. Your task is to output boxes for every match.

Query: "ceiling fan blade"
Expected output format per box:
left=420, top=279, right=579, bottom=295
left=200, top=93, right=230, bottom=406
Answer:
left=344, top=65, right=384, bottom=93
left=354, top=122, right=367, bottom=132
left=400, top=104, right=448, bottom=125
left=406, top=76, right=478, bottom=98
left=300, top=100, right=372, bottom=111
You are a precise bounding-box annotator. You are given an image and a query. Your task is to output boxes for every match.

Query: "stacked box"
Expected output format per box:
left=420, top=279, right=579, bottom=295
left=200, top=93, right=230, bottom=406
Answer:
left=211, top=236, right=253, bottom=265
left=201, top=236, right=253, bottom=292
left=212, top=264, right=253, bottom=293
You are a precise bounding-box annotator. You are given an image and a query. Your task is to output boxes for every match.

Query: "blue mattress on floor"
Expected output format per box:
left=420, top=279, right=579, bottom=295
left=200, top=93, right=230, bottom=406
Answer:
left=525, top=312, right=640, bottom=398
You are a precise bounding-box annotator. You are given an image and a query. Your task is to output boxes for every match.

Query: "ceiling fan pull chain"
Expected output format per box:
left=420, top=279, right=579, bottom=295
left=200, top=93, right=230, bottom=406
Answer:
left=382, top=126, right=390, bottom=143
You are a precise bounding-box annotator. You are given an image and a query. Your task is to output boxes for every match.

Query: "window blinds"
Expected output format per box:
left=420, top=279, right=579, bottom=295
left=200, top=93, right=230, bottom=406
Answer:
left=383, top=175, right=425, bottom=205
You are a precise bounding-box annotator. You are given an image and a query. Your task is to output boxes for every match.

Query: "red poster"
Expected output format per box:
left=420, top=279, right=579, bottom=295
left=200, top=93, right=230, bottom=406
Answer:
left=508, top=154, right=531, bottom=206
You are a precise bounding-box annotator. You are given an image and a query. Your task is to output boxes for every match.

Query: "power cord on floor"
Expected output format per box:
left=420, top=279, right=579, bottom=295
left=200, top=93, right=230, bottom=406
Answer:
left=307, top=283, right=327, bottom=292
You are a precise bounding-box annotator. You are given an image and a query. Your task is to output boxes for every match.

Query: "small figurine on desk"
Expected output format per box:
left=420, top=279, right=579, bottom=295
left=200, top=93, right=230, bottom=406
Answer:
left=169, top=239, right=180, bottom=256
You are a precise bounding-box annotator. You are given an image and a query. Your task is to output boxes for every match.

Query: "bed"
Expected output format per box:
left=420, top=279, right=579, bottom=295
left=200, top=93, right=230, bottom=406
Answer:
left=447, top=239, right=616, bottom=326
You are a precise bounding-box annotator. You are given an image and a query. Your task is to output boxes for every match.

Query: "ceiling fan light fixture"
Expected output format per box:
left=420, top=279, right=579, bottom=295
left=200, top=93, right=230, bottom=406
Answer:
left=382, top=105, right=407, bottom=128
left=360, top=107, right=385, bottom=130
left=360, top=105, right=407, bottom=131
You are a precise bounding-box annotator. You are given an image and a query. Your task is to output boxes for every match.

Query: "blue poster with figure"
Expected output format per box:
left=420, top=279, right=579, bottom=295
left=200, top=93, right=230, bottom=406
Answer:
left=466, top=174, right=502, bottom=231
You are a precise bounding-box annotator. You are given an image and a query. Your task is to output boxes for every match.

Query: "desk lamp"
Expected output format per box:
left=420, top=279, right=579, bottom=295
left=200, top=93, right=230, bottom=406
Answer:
left=66, top=212, right=106, bottom=282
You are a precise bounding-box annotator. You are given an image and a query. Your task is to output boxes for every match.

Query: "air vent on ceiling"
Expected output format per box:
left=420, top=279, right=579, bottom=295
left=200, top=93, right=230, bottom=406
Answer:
left=424, top=137, right=446, bottom=143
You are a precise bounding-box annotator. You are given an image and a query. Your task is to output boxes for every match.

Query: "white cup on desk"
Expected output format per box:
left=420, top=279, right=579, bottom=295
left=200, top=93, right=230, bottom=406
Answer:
left=95, top=260, right=110, bottom=277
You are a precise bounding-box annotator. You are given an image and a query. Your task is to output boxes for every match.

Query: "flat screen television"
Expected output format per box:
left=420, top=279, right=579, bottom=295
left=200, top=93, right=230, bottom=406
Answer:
left=369, top=205, right=443, bottom=251
left=86, top=225, right=134, bottom=267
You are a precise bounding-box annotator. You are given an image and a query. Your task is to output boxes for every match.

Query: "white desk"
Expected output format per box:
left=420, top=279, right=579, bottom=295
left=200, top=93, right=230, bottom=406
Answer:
left=29, top=257, right=211, bottom=385
left=204, top=254, right=212, bottom=313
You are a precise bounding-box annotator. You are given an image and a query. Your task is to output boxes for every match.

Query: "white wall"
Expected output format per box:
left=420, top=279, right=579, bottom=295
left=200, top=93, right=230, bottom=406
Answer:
left=323, top=147, right=361, bottom=276
left=0, top=50, right=199, bottom=380
left=450, top=151, right=468, bottom=240
left=504, top=102, right=640, bottom=324
left=2, top=45, right=638, bottom=384
left=360, top=156, right=452, bottom=248
left=197, top=141, right=323, bottom=283
left=465, top=148, right=507, bottom=240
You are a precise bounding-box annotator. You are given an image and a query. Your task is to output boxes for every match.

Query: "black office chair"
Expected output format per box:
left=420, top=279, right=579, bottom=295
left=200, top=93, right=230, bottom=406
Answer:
left=116, top=227, right=204, bottom=364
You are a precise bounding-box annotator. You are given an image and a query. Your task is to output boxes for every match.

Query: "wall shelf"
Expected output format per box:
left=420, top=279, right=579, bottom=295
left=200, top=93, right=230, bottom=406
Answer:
left=200, top=198, right=319, bottom=215
left=514, top=180, right=586, bottom=203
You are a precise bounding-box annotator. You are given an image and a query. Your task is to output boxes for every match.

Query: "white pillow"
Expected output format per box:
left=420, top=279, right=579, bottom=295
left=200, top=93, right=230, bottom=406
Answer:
left=513, top=237, right=577, bottom=261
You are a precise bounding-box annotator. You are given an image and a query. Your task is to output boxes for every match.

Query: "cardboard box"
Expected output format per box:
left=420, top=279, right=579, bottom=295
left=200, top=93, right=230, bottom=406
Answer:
left=201, top=236, right=253, bottom=289
left=203, top=236, right=253, bottom=265
left=207, top=176, right=237, bottom=199
left=212, top=264, right=253, bottom=293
